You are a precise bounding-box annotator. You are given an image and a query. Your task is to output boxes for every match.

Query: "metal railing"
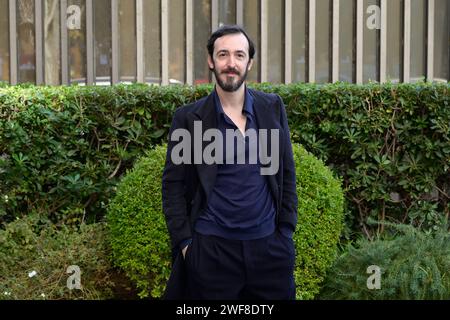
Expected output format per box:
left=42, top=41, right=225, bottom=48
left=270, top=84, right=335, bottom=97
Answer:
left=3, top=0, right=449, bottom=86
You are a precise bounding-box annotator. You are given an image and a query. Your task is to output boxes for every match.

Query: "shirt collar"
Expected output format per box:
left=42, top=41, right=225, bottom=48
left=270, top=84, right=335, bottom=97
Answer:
left=213, top=86, right=254, bottom=119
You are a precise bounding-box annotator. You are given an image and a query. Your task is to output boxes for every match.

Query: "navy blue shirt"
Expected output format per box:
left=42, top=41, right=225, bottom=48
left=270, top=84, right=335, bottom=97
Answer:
left=193, top=88, right=277, bottom=240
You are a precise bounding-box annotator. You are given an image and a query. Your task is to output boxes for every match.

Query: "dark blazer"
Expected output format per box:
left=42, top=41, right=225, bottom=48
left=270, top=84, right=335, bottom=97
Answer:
left=161, top=88, right=298, bottom=299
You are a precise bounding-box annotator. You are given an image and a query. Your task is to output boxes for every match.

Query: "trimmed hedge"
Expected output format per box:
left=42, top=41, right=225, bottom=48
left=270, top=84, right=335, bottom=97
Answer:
left=106, top=144, right=344, bottom=299
left=1, top=82, right=448, bottom=238
left=0, top=84, right=205, bottom=224
left=275, top=82, right=450, bottom=238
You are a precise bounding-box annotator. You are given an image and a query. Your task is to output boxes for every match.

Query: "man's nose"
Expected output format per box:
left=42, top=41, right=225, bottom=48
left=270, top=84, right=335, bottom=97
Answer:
left=226, top=56, right=237, bottom=68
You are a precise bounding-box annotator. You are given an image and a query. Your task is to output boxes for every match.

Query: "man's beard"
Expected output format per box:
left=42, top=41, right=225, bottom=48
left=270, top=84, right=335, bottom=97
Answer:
left=212, top=63, right=250, bottom=92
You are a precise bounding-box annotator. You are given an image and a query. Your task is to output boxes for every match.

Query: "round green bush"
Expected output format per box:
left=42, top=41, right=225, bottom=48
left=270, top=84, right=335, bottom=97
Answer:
left=292, top=144, right=345, bottom=299
left=107, top=143, right=344, bottom=299
left=106, top=145, right=171, bottom=299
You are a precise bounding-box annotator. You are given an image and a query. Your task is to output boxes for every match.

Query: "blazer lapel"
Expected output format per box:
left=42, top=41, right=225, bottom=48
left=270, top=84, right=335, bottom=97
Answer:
left=188, top=93, right=218, bottom=200
left=252, top=91, right=284, bottom=210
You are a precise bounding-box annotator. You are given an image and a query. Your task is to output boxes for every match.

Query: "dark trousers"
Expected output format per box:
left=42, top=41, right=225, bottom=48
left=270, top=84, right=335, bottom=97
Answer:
left=185, top=230, right=296, bottom=300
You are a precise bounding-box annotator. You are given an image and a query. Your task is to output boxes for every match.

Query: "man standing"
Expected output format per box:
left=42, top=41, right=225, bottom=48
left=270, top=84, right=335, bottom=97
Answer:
left=162, top=25, right=298, bottom=300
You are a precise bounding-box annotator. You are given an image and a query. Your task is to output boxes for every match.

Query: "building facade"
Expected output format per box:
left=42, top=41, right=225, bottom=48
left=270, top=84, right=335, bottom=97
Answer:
left=0, top=0, right=449, bottom=86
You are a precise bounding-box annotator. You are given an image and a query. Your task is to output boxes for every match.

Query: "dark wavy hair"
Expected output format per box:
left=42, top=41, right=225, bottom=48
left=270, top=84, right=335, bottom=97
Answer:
left=207, top=25, right=256, bottom=60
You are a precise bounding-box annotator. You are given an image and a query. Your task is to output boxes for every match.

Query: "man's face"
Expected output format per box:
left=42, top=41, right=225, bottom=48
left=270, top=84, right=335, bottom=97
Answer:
left=208, top=33, right=253, bottom=92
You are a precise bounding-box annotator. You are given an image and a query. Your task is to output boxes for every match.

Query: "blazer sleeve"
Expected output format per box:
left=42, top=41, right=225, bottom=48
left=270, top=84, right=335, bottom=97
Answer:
left=277, top=95, right=298, bottom=231
left=162, top=108, right=193, bottom=251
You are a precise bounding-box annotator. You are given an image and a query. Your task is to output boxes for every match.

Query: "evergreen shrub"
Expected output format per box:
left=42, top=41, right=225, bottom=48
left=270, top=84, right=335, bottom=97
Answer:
left=319, top=223, right=450, bottom=300
left=0, top=214, right=114, bottom=300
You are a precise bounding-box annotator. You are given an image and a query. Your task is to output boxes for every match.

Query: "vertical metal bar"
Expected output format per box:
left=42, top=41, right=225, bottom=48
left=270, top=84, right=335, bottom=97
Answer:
left=210, top=0, right=219, bottom=84
left=211, top=0, right=219, bottom=31
left=427, top=0, right=434, bottom=81
left=260, top=0, right=268, bottom=82
left=186, top=0, right=193, bottom=85
left=60, top=0, right=69, bottom=85
left=86, top=0, right=94, bottom=85
left=308, top=0, right=316, bottom=83
left=285, top=0, right=292, bottom=84
left=403, top=0, right=411, bottom=83
left=9, top=0, right=17, bottom=85
left=236, top=0, right=244, bottom=26
left=111, top=0, right=119, bottom=84
left=332, top=0, right=340, bottom=83
left=356, top=0, right=363, bottom=84
left=35, top=0, right=44, bottom=85
left=380, top=0, right=387, bottom=83
left=136, top=0, right=145, bottom=83
left=161, top=0, right=169, bottom=85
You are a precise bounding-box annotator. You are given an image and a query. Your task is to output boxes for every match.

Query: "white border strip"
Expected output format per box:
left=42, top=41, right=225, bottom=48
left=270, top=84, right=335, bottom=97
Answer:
left=60, top=0, right=69, bottom=85
left=211, top=0, right=219, bottom=31
left=9, top=0, right=17, bottom=85
left=356, top=0, right=363, bottom=84
left=86, top=0, right=94, bottom=85
left=260, top=0, right=268, bottom=82
left=35, top=0, right=44, bottom=85
left=136, top=0, right=144, bottom=83
left=403, top=0, right=411, bottom=83
left=427, top=0, right=434, bottom=81
left=161, top=0, right=169, bottom=85
left=236, top=0, right=244, bottom=26
left=308, top=0, right=316, bottom=83
left=186, top=0, right=193, bottom=85
left=111, top=0, right=119, bottom=84
left=285, top=0, right=292, bottom=84
left=332, top=0, right=340, bottom=83
left=379, top=0, right=387, bottom=83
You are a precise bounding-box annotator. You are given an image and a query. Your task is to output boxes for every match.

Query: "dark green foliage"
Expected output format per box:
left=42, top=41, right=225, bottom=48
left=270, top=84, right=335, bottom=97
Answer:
left=0, top=214, right=114, bottom=300
left=319, top=223, right=450, bottom=300
left=1, top=82, right=448, bottom=239
left=0, top=84, right=207, bottom=224
left=268, top=82, right=450, bottom=239
left=106, top=144, right=344, bottom=299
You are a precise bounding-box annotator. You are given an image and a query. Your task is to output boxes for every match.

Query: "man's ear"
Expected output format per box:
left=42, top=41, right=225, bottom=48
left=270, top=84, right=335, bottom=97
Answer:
left=207, top=55, right=214, bottom=70
left=247, top=59, right=254, bottom=71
